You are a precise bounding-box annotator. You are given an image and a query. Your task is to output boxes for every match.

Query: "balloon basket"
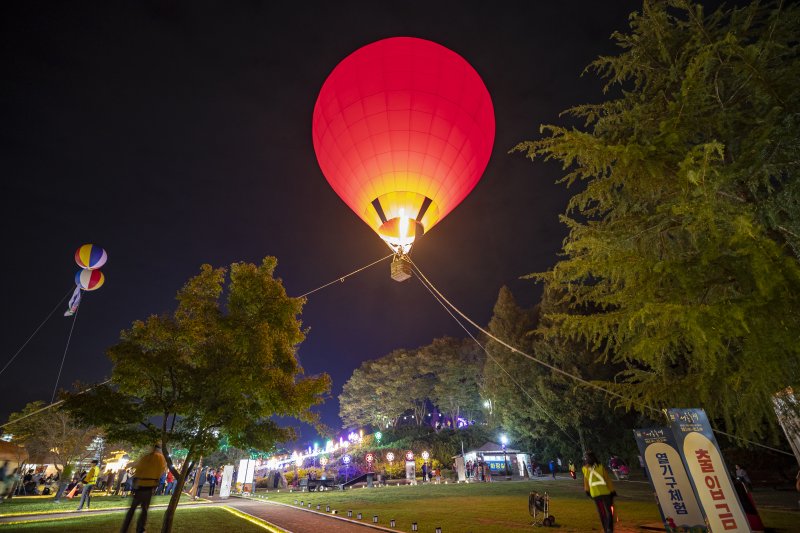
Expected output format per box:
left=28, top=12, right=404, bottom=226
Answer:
left=391, top=255, right=412, bottom=282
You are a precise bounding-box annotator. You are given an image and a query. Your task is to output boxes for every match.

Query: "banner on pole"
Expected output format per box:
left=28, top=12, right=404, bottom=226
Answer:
left=633, top=427, right=707, bottom=532
left=219, top=464, right=234, bottom=499
left=666, top=408, right=752, bottom=532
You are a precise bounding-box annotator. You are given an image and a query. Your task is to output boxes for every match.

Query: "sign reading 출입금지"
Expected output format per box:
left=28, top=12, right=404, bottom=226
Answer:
left=633, top=427, right=706, bottom=532
left=666, top=408, right=751, bottom=532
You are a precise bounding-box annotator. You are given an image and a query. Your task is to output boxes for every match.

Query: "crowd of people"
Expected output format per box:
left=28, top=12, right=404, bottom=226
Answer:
left=464, top=458, right=493, bottom=481
left=187, top=465, right=224, bottom=497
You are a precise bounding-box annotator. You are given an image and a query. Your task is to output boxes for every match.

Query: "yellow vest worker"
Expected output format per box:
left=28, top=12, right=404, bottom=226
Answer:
left=583, top=463, right=615, bottom=497
left=582, top=452, right=617, bottom=533
left=83, top=464, right=100, bottom=484
left=76, top=460, right=101, bottom=511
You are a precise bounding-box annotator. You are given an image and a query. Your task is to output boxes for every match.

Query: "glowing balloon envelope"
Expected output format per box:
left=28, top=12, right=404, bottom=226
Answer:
left=74, top=244, right=108, bottom=270
left=75, top=269, right=105, bottom=291
left=313, top=37, right=495, bottom=253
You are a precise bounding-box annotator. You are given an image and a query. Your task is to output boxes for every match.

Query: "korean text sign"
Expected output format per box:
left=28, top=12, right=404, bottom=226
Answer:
left=634, top=427, right=706, bottom=532
left=666, top=408, right=751, bottom=532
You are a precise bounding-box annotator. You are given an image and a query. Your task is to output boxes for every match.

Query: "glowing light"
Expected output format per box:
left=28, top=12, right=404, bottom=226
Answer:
left=405, top=450, right=414, bottom=461
left=421, top=451, right=430, bottom=460
left=342, top=454, right=352, bottom=465
left=374, top=432, right=382, bottom=442
left=386, top=452, right=395, bottom=462
left=500, top=434, right=508, bottom=446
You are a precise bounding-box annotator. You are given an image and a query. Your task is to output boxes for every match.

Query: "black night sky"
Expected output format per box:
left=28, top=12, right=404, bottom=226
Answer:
left=1, top=1, right=641, bottom=445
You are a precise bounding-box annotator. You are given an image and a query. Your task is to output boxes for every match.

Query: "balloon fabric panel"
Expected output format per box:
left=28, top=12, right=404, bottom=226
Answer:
left=75, top=244, right=107, bottom=270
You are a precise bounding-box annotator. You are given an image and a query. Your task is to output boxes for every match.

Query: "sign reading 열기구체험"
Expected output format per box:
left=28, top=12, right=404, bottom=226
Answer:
left=633, top=427, right=706, bottom=532
left=666, top=408, right=751, bottom=532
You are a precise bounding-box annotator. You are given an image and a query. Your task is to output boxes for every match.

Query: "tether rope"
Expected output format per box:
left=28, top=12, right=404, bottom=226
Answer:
left=3, top=255, right=393, bottom=424
left=296, top=253, right=393, bottom=299
left=412, top=270, right=581, bottom=447
left=408, top=256, right=794, bottom=457
left=0, top=378, right=111, bottom=430
left=51, top=301, right=81, bottom=403
left=0, top=287, right=74, bottom=378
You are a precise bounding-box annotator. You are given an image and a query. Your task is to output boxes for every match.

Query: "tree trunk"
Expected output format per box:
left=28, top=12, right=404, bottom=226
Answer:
left=160, top=459, right=192, bottom=533
left=576, top=426, right=587, bottom=458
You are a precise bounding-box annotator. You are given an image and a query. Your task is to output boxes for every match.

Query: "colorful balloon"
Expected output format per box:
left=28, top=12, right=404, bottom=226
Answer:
left=75, top=269, right=105, bottom=291
left=74, top=244, right=107, bottom=270
left=313, top=37, right=495, bottom=253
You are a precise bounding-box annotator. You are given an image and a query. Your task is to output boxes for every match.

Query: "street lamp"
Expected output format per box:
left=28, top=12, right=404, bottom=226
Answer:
left=500, top=434, right=510, bottom=479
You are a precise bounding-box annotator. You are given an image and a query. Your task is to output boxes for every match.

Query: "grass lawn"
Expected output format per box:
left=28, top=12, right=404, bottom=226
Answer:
left=253, top=478, right=800, bottom=533
left=0, top=493, right=196, bottom=517
left=0, top=506, right=272, bottom=532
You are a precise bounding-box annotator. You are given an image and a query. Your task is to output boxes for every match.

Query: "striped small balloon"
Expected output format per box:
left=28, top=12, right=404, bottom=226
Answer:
left=74, top=244, right=108, bottom=270
left=75, top=269, right=105, bottom=291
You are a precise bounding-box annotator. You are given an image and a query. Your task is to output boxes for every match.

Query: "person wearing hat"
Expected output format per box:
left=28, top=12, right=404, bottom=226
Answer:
left=121, top=444, right=167, bottom=533
left=76, top=460, right=100, bottom=510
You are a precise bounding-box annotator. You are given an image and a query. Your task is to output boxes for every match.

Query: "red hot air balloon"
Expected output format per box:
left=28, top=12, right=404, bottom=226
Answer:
left=312, top=37, right=495, bottom=271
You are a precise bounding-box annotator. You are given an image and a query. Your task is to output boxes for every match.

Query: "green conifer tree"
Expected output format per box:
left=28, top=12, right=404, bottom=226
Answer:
left=514, top=0, right=800, bottom=440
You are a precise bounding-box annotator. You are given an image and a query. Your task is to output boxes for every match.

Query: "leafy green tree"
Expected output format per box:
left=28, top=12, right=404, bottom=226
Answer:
left=5, top=401, right=99, bottom=478
left=418, top=337, right=484, bottom=425
left=514, top=0, right=800, bottom=441
left=339, top=353, right=408, bottom=429
left=395, top=349, right=435, bottom=426
left=65, top=258, right=330, bottom=533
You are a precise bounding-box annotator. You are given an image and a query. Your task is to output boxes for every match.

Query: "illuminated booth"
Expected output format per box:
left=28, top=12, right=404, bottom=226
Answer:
left=458, top=441, right=533, bottom=479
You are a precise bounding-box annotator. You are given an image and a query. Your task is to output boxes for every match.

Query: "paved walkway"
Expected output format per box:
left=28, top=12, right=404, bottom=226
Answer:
left=219, top=496, right=396, bottom=533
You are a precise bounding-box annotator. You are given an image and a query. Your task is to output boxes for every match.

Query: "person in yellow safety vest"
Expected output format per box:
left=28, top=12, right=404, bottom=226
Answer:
left=76, top=459, right=100, bottom=510
left=121, top=444, right=168, bottom=533
left=582, top=451, right=617, bottom=533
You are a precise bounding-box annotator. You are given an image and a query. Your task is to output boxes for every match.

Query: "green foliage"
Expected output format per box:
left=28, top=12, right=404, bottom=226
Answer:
left=339, top=349, right=411, bottom=429
left=65, top=257, right=330, bottom=533
left=483, top=287, right=643, bottom=462
left=418, top=337, right=485, bottom=424
left=339, top=339, right=485, bottom=430
left=514, top=0, right=800, bottom=441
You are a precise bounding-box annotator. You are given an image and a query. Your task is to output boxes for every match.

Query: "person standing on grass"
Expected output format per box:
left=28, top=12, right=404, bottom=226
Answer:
left=165, top=469, right=175, bottom=495
left=53, top=462, right=74, bottom=502
left=568, top=460, right=576, bottom=480
left=76, top=460, right=100, bottom=511
left=583, top=451, right=616, bottom=533
left=207, top=468, right=217, bottom=496
left=120, top=444, right=167, bottom=533
left=195, top=466, right=206, bottom=497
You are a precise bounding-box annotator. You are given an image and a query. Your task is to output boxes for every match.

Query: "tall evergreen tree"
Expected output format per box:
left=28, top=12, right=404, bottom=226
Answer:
left=484, top=287, right=638, bottom=459
left=514, top=0, right=800, bottom=440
